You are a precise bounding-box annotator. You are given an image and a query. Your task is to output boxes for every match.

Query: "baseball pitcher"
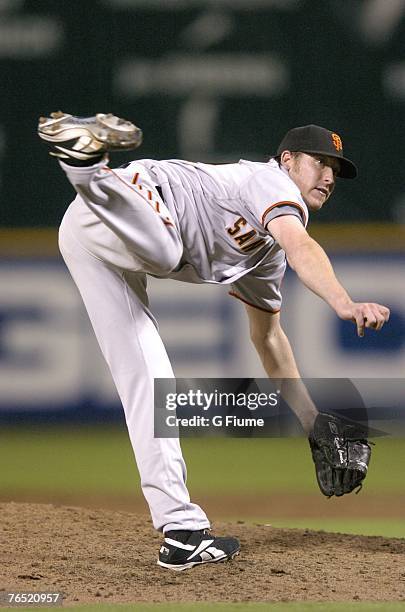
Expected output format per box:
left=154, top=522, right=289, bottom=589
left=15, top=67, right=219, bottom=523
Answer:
left=37, top=112, right=389, bottom=570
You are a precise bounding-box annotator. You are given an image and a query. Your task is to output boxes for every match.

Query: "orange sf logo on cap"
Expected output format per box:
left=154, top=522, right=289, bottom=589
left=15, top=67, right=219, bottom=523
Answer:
left=331, top=133, right=343, bottom=152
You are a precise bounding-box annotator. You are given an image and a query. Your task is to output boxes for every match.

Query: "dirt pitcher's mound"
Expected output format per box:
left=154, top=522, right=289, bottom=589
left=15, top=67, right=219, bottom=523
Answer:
left=1, top=502, right=404, bottom=605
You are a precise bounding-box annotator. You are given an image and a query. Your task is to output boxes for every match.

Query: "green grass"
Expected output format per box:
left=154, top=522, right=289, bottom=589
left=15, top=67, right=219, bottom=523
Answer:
left=182, top=436, right=405, bottom=495
left=0, top=425, right=138, bottom=496
left=1, top=425, right=404, bottom=496
left=10, top=602, right=405, bottom=611
left=1, top=425, right=405, bottom=537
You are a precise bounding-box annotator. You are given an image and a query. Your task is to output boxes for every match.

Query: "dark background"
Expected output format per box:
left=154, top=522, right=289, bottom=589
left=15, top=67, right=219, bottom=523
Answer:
left=1, top=0, right=404, bottom=226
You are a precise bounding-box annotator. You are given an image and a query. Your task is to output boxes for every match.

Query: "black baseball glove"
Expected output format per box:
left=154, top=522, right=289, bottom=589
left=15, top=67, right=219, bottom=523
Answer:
left=308, top=412, right=372, bottom=497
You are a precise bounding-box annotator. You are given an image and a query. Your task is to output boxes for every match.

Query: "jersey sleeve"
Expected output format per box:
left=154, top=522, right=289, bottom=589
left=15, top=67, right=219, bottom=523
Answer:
left=239, top=163, right=309, bottom=229
left=229, top=246, right=286, bottom=313
left=262, top=203, right=304, bottom=228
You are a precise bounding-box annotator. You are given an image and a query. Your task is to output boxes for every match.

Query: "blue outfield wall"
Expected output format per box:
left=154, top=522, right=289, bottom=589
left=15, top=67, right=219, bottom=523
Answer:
left=0, top=242, right=404, bottom=424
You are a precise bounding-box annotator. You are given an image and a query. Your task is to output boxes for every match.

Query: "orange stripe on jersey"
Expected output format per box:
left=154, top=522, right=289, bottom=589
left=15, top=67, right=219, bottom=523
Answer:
left=99, top=168, right=175, bottom=227
left=228, top=291, right=281, bottom=314
left=132, top=172, right=139, bottom=185
left=261, top=201, right=307, bottom=227
left=156, top=201, right=160, bottom=213
left=102, top=168, right=154, bottom=210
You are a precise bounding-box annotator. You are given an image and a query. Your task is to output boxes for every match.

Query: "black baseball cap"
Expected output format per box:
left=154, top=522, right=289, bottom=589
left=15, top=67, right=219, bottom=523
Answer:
left=275, top=124, right=357, bottom=179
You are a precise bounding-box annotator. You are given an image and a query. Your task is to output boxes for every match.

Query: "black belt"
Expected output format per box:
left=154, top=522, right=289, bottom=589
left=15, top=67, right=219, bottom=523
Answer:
left=156, top=185, right=164, bottom=202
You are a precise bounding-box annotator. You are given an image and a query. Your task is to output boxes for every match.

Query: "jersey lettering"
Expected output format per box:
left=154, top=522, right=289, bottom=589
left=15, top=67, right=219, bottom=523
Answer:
left=241, top=238, right=266, bottom=253
left=226, top=216, right=266, bottom=254
left=234, top=230, right=256, bottom=246
left=227, top=217, right=247, bottom=236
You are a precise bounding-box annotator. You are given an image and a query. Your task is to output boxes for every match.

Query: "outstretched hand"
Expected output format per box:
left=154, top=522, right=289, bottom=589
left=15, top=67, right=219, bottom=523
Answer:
left=335, top=300, right=390, bottom=337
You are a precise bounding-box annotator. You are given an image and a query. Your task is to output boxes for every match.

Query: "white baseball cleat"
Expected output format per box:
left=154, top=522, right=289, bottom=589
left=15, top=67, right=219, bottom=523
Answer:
left=38, top=111, right=143, bottom=165
left=157, top=528, right=240, bottom=571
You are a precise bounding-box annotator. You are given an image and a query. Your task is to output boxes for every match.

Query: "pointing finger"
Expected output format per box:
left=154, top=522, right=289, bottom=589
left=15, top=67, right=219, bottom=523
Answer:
left=356, top=315, right=365, bottom=337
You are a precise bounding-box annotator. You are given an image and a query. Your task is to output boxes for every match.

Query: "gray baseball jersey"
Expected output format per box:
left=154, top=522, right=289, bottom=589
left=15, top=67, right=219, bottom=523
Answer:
left=126, top=158, right=309, bottom=312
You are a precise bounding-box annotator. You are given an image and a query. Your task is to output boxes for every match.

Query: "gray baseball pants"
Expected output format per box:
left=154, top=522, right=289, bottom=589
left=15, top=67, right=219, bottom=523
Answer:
left=58, top=160, right=210, bottom=533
